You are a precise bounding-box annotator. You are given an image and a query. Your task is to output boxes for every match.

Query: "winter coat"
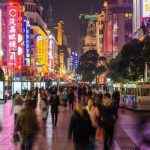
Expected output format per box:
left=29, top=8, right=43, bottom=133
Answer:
left=98, top=98, right=116, bottom=128
left=39, top=98, right=48, bottom=118
left=49, top=94, right=60, bottom=113
left=16, top=108, right=39, bottom=135
left=68, top=109, right=92, bottom=145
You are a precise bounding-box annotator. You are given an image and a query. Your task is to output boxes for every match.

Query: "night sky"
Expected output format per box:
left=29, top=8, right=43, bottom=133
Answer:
left=40, top=0, right=104, bottom=50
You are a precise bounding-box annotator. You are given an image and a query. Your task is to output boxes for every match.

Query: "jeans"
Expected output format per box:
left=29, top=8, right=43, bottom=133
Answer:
left=104, top=126, right=114, bottom=150
left=51, top=111, right=58, bottom=127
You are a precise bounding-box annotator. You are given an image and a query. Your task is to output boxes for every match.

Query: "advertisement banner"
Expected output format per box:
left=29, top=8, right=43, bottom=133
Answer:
left=23, top=16, right=31, bottom=66
left=143, top=0, right=150, bottom=17
left=6, top=6, right=19, bottom=71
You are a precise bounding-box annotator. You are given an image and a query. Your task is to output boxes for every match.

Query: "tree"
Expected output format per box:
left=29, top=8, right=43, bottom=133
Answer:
left=108, top=39, right=145, bottom=81
left=108, top=54, right=128, bottom=82
left=78, top=50, right=106, bottom=82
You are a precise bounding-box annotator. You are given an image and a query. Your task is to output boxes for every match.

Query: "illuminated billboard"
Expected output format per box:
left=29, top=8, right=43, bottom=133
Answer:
left=6, top=5, right=19, bottom=71
left=142, top=0, right=150, bottom=34
left=23, top=16, right=31, bottom=66
left=143, top=0, right=150, bottom=17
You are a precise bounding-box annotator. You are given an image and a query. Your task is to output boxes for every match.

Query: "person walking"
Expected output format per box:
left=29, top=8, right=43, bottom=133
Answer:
left=68, top=88, right=75, bottom=111
left=112, top=90, right=120, bottom=118
left=68, top=102, right=92, bottom=150
left=62, top=88, right=68, bottom=110
left=11, top=93, right=24, bottom=127
left=39, top=94, right=48, bottom=125
left=49, top=90, right=60, bottom=128
left=85, top=99, right=98, bottom=150
left=98, top=92, right=117, bottom=150
left=16, top=100, right=39, bottom=150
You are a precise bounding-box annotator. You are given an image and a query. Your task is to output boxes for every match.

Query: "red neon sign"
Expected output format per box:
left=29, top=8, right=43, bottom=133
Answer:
left=6, top=5, right=19, bottom=71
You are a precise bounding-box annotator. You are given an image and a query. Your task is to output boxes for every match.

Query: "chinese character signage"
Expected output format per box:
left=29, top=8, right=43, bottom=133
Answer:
left=23, top=16, right=31, bottom=66
left=6, top=6, right=18, bottom=71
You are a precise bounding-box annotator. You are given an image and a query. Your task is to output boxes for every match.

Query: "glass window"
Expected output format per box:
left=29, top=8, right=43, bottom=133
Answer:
left=141, top=89, right=150, bottom=96
left=99, top=29, right=103, bottom=34
left=113, top=14, right=117, bottom=19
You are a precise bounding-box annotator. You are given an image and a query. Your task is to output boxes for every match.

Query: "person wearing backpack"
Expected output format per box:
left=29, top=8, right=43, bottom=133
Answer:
left=49, top=89, right=60, bottom=128
left=98, top=92, right=116, bottom=150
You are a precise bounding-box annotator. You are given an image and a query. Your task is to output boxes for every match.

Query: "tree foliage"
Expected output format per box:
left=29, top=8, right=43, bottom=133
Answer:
left=108, top=39, right=146, bottom=82
left=142, top=35, right=150, bottom=66
left=78, top=50, right=106, bottom=82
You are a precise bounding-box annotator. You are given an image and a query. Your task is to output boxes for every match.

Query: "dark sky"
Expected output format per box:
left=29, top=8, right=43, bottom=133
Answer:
left=40, top=0, right=104, bottom=50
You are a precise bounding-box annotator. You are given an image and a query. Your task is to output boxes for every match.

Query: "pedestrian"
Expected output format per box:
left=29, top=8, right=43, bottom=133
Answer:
left=112, top=90, right=120, bottom=118
left=62, top=88, right=68, bottom=110
left=68, top=88, right=75, bottom=111
left=86, top=99, right=98, bottom=150
left=98, top=92, right=116, bottom=150
left=11, top=93, right=24, bottom=127
left=68, top=102, right=92, bottom=150
left=49, top=89, right=60, bottom=128
left=39, top=94, right=48, bottom=125
left=16, top=100, right=39, bottom=150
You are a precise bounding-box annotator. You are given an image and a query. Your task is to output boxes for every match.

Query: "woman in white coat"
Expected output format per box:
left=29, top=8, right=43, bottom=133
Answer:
left=39, top=94, right=48, bottom=124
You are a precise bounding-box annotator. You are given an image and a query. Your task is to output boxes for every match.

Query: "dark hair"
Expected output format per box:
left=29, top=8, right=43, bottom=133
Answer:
left=104, top=92, right=111, bottom=98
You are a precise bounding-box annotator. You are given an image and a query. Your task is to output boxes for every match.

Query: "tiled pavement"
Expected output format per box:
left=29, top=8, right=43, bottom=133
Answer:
left=0, top=101, right=150, bottom=150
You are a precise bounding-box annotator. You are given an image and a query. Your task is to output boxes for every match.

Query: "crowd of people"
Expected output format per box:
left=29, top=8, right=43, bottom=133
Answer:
left=4, top=84, right=120, bottom=150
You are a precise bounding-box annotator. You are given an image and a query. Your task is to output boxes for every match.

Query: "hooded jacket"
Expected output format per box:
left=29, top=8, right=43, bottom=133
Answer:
left=68, top=109, right=92, bottom=145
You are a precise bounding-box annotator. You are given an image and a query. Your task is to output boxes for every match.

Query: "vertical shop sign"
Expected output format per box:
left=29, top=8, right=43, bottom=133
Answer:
left=6, top=6, right=18, bottom=70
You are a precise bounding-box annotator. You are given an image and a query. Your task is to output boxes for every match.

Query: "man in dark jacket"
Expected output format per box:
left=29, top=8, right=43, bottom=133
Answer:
left=16, top=100, right=39, bottom=150
left=68, top=102, right=92, bottom=150
left=112, top=90, right=120, bottom=118
left=98, top=93, right=116, bottom=150
left=49, top=90, right=60, bottom=128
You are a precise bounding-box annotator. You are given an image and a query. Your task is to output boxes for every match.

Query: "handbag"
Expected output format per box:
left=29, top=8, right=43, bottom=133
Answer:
left=95, top=127, right=105, bottom=143
left=13, top=133, right=20, bottom=143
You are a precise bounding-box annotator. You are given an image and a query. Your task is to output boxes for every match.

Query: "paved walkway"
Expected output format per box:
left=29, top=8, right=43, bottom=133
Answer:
left=0, top=101, right=150, bottom=150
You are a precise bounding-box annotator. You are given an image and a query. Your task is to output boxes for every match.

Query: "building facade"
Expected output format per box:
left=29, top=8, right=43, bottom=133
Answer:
left=103, top=0, right=133, bottom=60
left=79, top=14, right=97, bottom=54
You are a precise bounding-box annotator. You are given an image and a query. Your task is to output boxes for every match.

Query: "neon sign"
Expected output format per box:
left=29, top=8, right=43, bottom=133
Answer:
left=23, top=16, right=31, bottom=66
left=6, top=5, right=18, bottom=71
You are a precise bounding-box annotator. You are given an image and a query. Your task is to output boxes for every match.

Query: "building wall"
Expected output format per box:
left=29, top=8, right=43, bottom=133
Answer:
left=104, top=0, right=133, bottom=59
left=79, top=14, right=98, bottom=54
left=96, top=11, right=105, bottom=56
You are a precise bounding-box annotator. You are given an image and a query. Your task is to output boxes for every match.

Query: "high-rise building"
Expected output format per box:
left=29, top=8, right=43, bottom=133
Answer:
left=103, top=0, right=133, bottom=60
left=79, top=14, right=97, bottom=54
left=96, top=11, right=105, bottom=56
